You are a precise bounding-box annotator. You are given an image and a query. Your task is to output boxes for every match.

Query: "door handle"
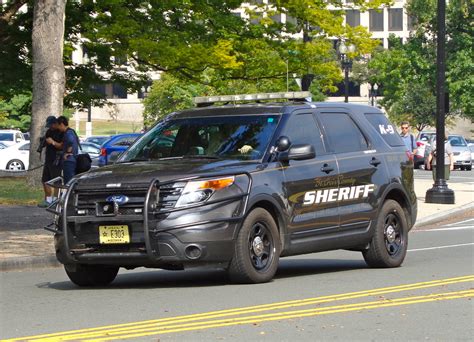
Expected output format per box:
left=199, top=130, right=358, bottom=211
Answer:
left=370, top=157, right=381, bottom=167
left=320, top=164, right=334, bottom=174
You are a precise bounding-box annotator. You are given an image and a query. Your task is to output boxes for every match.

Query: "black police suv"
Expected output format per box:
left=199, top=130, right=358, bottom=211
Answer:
left=50, top=92, right=417, bottom=286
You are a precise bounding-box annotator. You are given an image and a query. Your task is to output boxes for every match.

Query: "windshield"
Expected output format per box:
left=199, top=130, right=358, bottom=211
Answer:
left=448, top=136, right=467, bottom=146
left=119, top=114, right=280, bottom=162
left=0, top=133, right=13, bottom=141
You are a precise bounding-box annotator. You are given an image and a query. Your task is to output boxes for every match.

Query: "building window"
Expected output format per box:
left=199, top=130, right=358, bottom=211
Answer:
left=407, top=15, right=417, bottom=30
left=346, top=10, right=360, bottom=27
left=388, top=8, right=403, bottom=31
left=369, top=9, right=384, bottom=31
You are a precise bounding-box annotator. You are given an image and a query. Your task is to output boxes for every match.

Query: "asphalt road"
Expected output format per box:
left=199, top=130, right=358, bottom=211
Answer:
left=1, top=218, right=473, bottom=341
left=414, top=167, right=474, bottom=183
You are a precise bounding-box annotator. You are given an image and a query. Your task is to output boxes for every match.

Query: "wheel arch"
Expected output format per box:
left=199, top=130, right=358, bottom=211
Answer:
left=245, top=195, right=287, bottom=249
left=380, top=184, right=414, bottom=229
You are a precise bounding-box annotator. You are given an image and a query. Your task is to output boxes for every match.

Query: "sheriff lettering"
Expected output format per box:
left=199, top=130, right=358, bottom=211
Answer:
left=303, top=184, right=375, bottom=205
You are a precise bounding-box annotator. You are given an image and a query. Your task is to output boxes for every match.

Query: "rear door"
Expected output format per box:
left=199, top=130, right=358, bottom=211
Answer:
left=281, top=111, right=339, bottom=247
left=316, top=110, right=386, bottom=236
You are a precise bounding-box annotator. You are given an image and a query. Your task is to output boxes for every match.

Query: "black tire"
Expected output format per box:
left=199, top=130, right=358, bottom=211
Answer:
left=228, top=208, right=281, bottom=284
left=466, top=165, right=472, bottom=171
left=6, top=159, right=25, bottom=171
left=363, top=200, right=408, bottom=268
left=65, top=264, right=119, bottom=287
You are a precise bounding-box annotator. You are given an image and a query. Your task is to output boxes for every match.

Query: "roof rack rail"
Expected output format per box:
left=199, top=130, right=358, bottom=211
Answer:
left=193, top=91, right=312, bottom=107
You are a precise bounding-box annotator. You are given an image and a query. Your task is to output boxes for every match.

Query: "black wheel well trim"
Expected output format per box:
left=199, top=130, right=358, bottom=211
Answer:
left=243, top=195, right=287, bottom=248
left=379, top=183, right=414, bottom=228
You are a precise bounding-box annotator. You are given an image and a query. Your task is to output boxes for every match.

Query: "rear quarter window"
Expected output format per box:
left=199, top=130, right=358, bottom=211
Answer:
left=364, top=113, right=404, bottom=147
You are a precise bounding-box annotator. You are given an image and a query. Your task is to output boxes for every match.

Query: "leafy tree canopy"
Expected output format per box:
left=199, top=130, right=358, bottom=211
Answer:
left=1, top=0, right=392, bottom=128
left=367, top=0, right=473, bottom=129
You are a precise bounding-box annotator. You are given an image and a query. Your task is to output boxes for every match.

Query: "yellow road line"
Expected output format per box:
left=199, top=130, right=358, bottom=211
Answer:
left=86, top=289, right=474, bottom=341
left=6, top=275, right=473, bottom=341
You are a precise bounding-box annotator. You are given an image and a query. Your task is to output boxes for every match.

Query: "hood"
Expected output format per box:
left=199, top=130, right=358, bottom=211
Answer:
left=74, top=158, right=259, bottom=188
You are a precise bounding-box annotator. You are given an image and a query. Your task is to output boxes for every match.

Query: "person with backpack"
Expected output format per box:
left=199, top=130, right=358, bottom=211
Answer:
left=57, top=116, right=78, bottom=184
left=400, top=121, right=417, bottom=157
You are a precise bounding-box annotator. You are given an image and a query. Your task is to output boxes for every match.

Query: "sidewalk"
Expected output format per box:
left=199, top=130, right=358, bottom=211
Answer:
left=1, top=179, right=472, bottom=271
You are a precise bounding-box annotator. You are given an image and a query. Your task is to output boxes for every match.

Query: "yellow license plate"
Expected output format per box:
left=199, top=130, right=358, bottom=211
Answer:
left=99, top=225, right=130, bottom=244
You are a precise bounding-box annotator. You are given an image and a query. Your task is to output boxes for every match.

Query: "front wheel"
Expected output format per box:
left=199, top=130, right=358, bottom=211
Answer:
left=6, top=159, right=25, bottom=171
left=228, top=208, right=281, bottom=284
left=363, top=200, right=408, bottom=268
left=65, top=264, right=119, bottom=287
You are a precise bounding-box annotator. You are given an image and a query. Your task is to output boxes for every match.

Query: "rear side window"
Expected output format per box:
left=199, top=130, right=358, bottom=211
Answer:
left=364, top=113, right=404, bottom=147
left=319, top=112, right=368, bottom=153
left=0, top=133, right=14, bottom=141
left=113, top=136, right=137, bottom=147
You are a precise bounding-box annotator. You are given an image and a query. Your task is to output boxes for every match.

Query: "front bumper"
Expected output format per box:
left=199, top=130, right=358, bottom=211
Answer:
left=53, top=175, right=250, bottom=269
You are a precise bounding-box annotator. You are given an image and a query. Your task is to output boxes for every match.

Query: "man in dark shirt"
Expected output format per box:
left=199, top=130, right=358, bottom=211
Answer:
left=38, top=116, right=64, bottom=208
left=57, top=116, right=79, bottom=184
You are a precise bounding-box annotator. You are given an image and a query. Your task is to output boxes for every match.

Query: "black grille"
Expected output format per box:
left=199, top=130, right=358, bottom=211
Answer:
left=157, top=182, right=186, bottom=211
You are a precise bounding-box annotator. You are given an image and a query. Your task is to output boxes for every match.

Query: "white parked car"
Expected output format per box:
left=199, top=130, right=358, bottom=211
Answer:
left=0, top=129, right=26, bottom=147
left=0, top=142, right=30, bottom=171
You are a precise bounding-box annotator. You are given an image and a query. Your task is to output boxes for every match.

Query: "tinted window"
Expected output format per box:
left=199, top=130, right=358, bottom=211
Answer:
left=369, top=9, right=384, bottom=31
left=319, top=113, right=368, bottom=153
left=19, top=143, right=30, bottom=151
left=120, top=115, right=280, bottom=162
left=346, top=10, right=360, bottom=27
left=365, top=113, right=404, bottom=147
left=113, top=136, right=138, bottom=147
left=282, top=113, right=325, bottom=155
left=0, top=133, right=14, bottom=141
left=389, top=8, right=403, bottom=31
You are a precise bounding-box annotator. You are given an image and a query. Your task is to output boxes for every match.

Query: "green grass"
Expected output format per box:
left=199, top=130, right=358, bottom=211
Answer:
left=0, top=177, right=43, bottom=205
left=74, top=120, right=142, bottom=137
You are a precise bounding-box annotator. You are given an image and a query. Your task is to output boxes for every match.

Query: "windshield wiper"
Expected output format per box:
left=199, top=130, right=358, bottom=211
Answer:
left=182, top=155, right=221, bottom=160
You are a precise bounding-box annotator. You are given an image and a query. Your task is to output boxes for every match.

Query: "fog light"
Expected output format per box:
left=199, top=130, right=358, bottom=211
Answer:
left=134, top=208, right=143, bottom=213
left=77, top=209, right=86, bottom=215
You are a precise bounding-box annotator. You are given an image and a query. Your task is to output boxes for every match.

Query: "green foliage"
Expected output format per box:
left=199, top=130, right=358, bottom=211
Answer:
left=0, top=93, right=32, bottom=130
left=368, top=0, right=473, bottom=127
left=143, top=74, right=210, bottom=126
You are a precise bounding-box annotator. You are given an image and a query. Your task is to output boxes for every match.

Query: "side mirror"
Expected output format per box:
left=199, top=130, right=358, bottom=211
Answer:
left=279, top=144, right=315, bottom=162
left=275, top=136, right=291, bottom=152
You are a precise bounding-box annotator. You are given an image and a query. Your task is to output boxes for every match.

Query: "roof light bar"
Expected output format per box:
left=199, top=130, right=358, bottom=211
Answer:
left=194, top=91, right=312, bottom=106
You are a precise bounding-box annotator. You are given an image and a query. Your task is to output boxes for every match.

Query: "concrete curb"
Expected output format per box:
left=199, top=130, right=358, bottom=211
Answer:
left=414, top=201, right=474, bottom=228
left=0, top=254, right=60, bottom=272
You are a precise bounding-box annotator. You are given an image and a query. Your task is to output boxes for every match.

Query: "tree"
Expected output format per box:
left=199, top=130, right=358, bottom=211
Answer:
left=28, top=0, right=66, bottom=186
left=367, top=0, right=473, bottom=128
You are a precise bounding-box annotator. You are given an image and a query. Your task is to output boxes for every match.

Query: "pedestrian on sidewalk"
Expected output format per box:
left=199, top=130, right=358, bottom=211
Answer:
left=427, top=134, right=454, bottom=181
left=57, top=116, right=79, bottom=184
left=38, top=116, right=64, bottom=208
left=399, top=121, right=417, bottom=157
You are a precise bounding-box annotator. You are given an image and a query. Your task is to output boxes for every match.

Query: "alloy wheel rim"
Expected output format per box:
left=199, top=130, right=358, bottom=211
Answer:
left=384, top=212, right=403, bottom=256
left=248, top=221, right=273, bottom=271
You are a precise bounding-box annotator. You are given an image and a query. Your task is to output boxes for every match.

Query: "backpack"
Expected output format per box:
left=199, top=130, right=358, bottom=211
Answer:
left=71, top=129, right=92, bottom=174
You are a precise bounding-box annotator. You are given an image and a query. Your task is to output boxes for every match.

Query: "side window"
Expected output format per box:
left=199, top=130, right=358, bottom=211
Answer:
left=364, top=113, right=404, bottom=147
left=319, top=112, right=368, bottom=153
left=113, top=136, right=137, bottom=147
left=282, top=113, right=325, bottom=155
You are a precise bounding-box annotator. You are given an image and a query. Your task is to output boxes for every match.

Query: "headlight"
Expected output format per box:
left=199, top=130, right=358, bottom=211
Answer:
left=175, top=176, right=235, bottom=207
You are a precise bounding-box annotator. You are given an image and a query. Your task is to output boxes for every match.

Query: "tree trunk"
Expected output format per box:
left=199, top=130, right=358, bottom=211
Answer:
left=28, top=0, right=66, bottom=187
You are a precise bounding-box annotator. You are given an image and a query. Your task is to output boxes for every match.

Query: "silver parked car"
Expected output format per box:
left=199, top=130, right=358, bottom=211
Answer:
left=423, top=135, right=472, bottom=171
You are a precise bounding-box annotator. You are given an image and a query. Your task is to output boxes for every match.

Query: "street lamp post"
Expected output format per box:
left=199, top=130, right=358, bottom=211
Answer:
left=338, top=42, right=355, bottom=103
left=368, top=83, right=379, bottom=106
left=425, top=0, right=454, bottom=204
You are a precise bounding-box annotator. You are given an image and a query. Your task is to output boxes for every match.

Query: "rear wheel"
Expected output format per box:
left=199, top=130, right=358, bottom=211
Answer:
left=228, top=208, right=280, bottom=284
left=363, top=200, right=408, bottom=268
left=6, top=159, right=25, bottom=171
left=65, top=264, right=119, bottom=287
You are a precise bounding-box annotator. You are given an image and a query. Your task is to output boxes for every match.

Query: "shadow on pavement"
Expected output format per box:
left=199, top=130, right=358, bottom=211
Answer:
left=37, top=258, right=367, bottom=291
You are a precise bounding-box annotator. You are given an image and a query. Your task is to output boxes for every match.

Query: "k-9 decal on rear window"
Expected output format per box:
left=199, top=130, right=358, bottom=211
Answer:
left=378, top=124, right=395, bottom=135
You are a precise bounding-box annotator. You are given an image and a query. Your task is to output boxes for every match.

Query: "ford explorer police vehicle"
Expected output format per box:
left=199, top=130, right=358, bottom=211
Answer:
left=48, top=92, right=417, bottom=286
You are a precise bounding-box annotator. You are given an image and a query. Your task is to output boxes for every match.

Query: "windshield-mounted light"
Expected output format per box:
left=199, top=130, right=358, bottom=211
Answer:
left=175, top=176, right=235, bottom=207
